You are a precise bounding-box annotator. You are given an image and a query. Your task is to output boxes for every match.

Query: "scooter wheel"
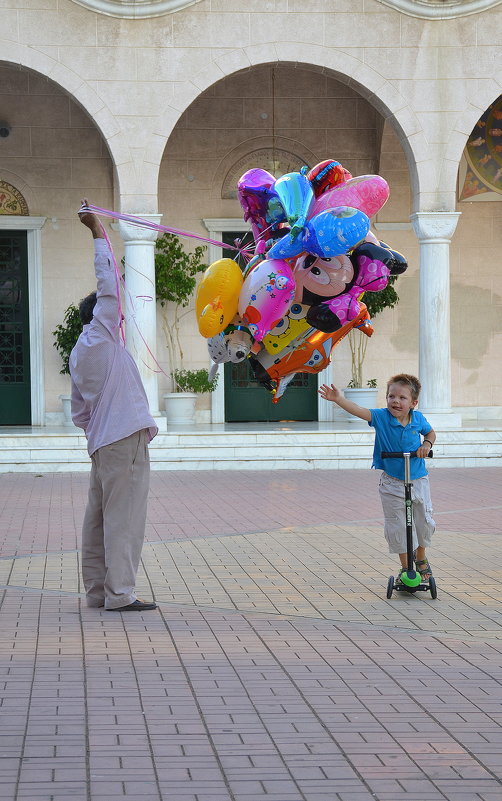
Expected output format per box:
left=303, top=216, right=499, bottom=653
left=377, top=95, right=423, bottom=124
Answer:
left=429, top=576, right=437, bottom=599
left=386, top=575, right=395, bottom=599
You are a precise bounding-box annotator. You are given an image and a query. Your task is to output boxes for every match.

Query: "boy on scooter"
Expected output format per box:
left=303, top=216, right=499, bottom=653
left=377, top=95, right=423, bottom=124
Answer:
left=319, top=374, right=436, bottom=582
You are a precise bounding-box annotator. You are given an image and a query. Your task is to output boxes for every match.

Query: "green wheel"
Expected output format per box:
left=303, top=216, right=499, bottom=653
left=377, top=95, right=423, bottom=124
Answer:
left=386, top=575, right=395, bottom=599
left=400, top=569, right=422, bottom=589
left=429, top=576, right=437, bottom=599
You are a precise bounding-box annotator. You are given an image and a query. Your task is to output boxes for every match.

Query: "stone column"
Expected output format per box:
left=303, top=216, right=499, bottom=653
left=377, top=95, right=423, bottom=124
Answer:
left=118, top=215, right=162, bottom=418
left=410, top=211, right=462, bottom=428
left=317, top=364, right=334, bottom=422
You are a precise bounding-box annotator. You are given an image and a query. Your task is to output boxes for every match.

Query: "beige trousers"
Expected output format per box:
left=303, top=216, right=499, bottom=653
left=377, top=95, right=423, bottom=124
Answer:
left=379, top=472, right=435, bottom=555
left=82, top=429, right=150, bottom=609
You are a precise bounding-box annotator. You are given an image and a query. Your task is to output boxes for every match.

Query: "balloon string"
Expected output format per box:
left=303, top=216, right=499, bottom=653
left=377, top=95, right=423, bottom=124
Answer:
left=96, top=219, right=187, bottom=383
left=83, top=204, right=248, bottom=255
left=85, top=204, right=258, bottom=383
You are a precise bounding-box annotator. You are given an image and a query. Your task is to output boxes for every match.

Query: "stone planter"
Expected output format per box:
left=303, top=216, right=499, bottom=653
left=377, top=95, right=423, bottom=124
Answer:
left=59, top=393, right=75, bottom=427
left=163, top=392, right=197, bottom=425
left=342, top=387, right=378, bottom=423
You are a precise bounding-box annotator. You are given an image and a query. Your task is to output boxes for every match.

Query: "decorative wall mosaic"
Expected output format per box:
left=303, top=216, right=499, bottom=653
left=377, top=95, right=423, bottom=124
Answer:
left=459, top=96, right=502, bottom=201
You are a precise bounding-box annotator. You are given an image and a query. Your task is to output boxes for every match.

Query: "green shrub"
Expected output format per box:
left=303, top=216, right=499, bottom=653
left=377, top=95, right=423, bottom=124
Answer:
left=155, top=233, right=207, bottom=390
left=52, top=304, right=83, bottom=375
left=172, top=369, right=218, bottom=394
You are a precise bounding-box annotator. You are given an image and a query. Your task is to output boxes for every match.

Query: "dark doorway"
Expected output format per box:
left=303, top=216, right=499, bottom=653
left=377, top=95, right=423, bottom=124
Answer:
left=221, top=231, right=318, bottom=423
left=0, top=231, right=31, bottom=425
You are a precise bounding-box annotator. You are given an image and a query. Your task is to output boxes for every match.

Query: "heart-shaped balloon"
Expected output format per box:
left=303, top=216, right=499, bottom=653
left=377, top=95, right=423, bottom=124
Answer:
left=310, top=174, right=389, bottom=219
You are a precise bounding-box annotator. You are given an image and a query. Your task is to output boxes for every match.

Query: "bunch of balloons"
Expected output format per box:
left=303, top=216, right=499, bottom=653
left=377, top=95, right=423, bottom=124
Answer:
left=196, top=159, right=407, bottom=401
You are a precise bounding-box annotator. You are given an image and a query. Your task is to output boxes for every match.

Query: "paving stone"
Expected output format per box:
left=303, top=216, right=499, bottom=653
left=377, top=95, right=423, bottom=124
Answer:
left=1, top=467, right=502, bottom=801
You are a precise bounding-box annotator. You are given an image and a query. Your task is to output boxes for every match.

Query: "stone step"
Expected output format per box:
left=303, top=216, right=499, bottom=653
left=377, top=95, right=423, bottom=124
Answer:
left=0, top=424, right=501, bottom=472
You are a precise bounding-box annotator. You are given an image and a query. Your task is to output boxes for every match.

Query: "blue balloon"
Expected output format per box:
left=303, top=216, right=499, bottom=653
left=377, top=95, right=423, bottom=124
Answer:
left=267, top=205, right=370, bottom=261
left=302, top=207, right=370, bottom=258
left=267, top=232, right=305, bottom=260
left=274, top=172, right=315, bottom=239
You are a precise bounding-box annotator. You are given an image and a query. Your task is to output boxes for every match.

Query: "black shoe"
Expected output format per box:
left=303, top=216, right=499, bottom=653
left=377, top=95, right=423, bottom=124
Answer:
left=108, top=599, right=157, bottom=611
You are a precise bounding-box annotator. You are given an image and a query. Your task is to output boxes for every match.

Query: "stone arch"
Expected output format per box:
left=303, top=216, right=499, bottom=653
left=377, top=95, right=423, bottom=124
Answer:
left=158, top=45, right=431, bottom=211
left=0, top=45, right=145, bottom=205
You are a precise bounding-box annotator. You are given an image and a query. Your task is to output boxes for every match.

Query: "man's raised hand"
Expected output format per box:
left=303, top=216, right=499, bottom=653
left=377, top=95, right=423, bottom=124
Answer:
left=78, top=199, right=102, bottom=238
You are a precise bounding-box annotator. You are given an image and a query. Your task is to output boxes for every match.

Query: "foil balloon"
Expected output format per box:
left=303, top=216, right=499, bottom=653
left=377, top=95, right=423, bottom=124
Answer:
left=268, top=206, right=370, bottom=260
left=262, top=302, right=311, bottom=356
left=301, top=207, right=370, bottom=258
left=196, top=258, right=243, bottom=338
left=206, top=315, right=253, bottom=376
left=237, top=168, right=286, bottom=243
left=294, top=241, right=408, bottom=334
left=238, top=258, right=296, bottom=342
left=273, top=171, right=314, bottom=239
left=196, top=158, right=407, bottom=406
left=294, top=253, right=355, bottom=304
left=311, top=175, right=390, bottom=220
left=251, top=304, right=374, bottom=401
left=224, top=316, right=254, bottom=362
left=207, top=332, right=227, bottom=363
left=307, top=159, right=352, bottom=197
left=377, top=241, right=408, bottom=275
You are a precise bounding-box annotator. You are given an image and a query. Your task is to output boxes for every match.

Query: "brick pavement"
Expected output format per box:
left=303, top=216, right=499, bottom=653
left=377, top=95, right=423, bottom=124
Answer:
left=0, top=467, right=501, bottom=801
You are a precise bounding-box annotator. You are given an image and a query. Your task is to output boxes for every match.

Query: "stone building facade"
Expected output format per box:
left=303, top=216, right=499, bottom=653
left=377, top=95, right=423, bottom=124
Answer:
left=0, top=0, right=501, bottom=427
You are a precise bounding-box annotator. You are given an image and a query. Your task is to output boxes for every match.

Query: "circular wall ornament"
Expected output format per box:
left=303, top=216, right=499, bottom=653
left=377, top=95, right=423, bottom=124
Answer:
left=70, top=0, right=202, bottom=19
left=376, top=0, right=502, bottom=17
left=0, top=181, right=29, bottom=216
left=222, top=149, right=312, bottom=200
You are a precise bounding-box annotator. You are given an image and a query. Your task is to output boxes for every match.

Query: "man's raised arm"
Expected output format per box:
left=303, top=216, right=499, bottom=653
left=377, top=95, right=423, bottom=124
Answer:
left=79, top=200, right=122, bottom=337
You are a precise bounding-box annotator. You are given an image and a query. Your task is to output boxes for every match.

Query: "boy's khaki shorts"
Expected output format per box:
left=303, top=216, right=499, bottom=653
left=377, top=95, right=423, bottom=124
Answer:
left=379, top=472, right=435, bottom=555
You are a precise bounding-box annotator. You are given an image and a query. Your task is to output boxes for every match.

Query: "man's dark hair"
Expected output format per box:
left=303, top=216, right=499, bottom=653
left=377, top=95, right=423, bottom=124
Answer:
left=79, top=292, right=97, bottom=324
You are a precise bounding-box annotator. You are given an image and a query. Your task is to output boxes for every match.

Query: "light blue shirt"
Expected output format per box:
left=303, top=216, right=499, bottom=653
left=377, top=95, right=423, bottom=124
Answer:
left=368, top=408, right=432, bottom=480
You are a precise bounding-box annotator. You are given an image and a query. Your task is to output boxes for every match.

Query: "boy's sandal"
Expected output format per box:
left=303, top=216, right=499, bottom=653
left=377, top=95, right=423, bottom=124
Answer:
left=415, top=558, right=433, bottom=580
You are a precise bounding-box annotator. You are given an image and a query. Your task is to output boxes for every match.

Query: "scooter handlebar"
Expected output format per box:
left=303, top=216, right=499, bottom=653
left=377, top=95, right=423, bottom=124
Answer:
left=381, top=450, right=433, bottom=458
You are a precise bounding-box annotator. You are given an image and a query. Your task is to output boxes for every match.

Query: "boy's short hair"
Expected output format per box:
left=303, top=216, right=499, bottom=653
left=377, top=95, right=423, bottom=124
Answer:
left=79, top=292, right=97, bottom=325
left=386, top=373, right=421, bottom=401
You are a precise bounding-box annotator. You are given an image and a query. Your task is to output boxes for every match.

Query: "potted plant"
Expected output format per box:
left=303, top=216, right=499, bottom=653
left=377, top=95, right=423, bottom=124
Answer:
left=52, top=303, right=83, bottom=425
left=155, top=233, right=212, bottom=423
left=164, top=368, right=219, bottom=424
left=343, top=275, right=400, bottom=417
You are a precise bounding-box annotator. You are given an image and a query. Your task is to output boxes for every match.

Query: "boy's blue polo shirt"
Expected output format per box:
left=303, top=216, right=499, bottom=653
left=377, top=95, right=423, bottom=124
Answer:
left=368, top=408, right=432, bottom=480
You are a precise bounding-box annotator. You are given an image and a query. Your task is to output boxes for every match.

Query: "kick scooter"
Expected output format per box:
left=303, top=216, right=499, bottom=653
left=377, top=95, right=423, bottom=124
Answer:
left=382, top=450, right=437, bottom=600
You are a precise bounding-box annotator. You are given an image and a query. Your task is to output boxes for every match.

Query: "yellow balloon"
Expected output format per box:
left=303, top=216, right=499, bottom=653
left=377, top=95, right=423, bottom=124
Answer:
left=196, top=258, right=243, bottom=338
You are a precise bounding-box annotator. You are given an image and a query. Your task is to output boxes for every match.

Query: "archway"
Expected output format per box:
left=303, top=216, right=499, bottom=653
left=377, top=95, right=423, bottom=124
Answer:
left=0, top=62, right=117, bottom=424
left=157, top=62, right=414, bottom=422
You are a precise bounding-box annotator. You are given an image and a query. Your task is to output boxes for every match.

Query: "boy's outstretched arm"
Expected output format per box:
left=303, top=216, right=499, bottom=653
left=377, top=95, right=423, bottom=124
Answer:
left=318, top=383, right=372, bottom=422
